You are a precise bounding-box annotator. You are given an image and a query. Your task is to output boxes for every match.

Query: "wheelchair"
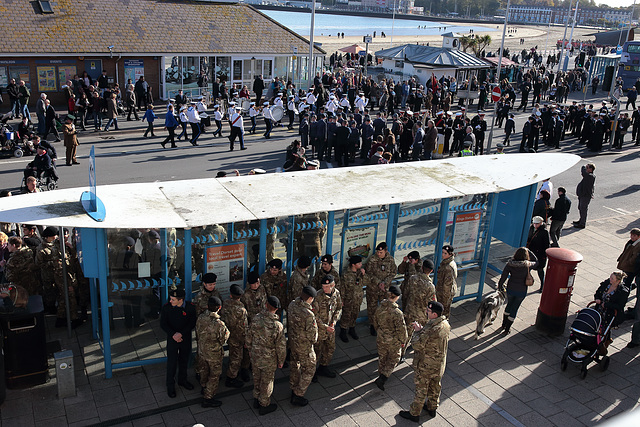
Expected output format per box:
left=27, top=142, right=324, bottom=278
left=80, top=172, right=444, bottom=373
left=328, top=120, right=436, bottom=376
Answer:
left=22, top=167, right=58, bottom=192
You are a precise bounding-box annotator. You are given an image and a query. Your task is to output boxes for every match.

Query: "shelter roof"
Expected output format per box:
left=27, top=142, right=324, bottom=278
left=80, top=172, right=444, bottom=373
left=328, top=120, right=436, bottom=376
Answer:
left=1, top=0, right=324, bottom=56
left=375, top=44, right=490, bottom=69
left=483, top=56, right=517, bottom=67
left=584, top=28, right=634, bottom=46
left=0, top=154, right=580, bottom=229
left=339, top=44, right=370, bottom=54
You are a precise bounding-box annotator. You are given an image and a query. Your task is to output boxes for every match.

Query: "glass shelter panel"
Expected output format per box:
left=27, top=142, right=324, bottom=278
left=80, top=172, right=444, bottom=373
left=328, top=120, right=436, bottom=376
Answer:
left=395, top=200, right=442, bottom=263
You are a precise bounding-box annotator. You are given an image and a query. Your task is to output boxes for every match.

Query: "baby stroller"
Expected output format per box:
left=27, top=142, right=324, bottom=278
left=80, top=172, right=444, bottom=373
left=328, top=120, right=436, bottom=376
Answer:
left=0, top=113, right=24, bottom=158
left=561, top=302, right=615, bottom=379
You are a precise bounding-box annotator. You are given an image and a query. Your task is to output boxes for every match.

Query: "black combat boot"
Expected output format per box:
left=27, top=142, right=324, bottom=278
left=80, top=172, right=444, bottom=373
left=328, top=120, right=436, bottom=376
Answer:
left=202, top=398, right=222, bottom=408
left=339, top=328, right=349, bottom=343
left=240, top=368, right=251, bottom=382
left=259, top=403, right=278, bottom=415
left=374, top=374, right=388, bottom=390
left=348, top=327, right=359, bottom=340
left=225, top=376, right=243, bottom=388
left=316, top=365, right=336, bottom=378
left=370, top=325, right=377, bottom=336
left=399, top=410, right=419, bottom=422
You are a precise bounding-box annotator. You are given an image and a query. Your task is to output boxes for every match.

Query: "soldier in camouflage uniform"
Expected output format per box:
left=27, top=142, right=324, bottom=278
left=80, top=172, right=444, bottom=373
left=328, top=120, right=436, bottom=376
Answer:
left=193, top=272, right=222, bottom=377
left=287, top=285, right=318, bottom=406
left=221, top=284, right=249, bottom=388
left=398, top=251, right=421, bottom=311
left=339, top=255, right=365, bottom=342
left=35, top=227, right=79, bottom=327
left=246, top=296, right=287, bottom=415
left=436, top=245, right=458, bottom=318
left=311, top=254, right=341, bottom=291
left=364, top=242, right=397, bottom=336
left=21, top=224, right=42, bottom=254
left=242, top=271, right=268, bottom=324
left=64, top=229, right=90, bottom=321
left=402, top=259, right=436, bottom=359
left=196, top=296, right=229, bottom=408
left=5, top=236, right=40, bottom=296
left=399, top=301, right=450, bottom=422
left=289, top=255, right=311, bottom=307
left=313, top=274, right=342, bottom=379
left=259, top=259, right=287, bottom=315
left=373, top=285, right=408, bottom=390
left=295, top=212, right=326, bottom=262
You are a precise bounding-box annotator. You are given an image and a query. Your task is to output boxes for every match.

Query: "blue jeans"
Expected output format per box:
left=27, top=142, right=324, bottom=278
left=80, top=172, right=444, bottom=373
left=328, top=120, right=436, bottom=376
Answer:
left=37, top=112, right=46, bottom=135
left=10, top=100, right=20, bottom=118
left=104, top=118, right=118, bottom=131
left=21, top=103, right=30, bottom=120
left=93, top=111, right=102, bottom=129
left=505, top=291, right=526, bottom=321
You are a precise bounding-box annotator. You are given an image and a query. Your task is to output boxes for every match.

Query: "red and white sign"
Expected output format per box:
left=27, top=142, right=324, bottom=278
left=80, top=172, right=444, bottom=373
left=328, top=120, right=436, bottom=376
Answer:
left=491, top=86, right=501, bottom=102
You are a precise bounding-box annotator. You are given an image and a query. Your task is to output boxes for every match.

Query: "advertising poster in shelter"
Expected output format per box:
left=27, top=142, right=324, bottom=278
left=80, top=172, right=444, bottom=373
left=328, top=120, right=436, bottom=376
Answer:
left=340, top=224, right=378, bottom=271
left=204, top=242, right=246, bottom=299
left=37, top=66, right=57, bottom=92
left=124, top=60, right=145, bottom=85
left=451, top=211, right=482, bottom=263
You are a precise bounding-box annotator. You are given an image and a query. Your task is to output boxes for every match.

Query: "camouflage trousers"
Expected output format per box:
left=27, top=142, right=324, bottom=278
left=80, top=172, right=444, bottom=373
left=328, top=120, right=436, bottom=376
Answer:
left=289, top=347, right=316, bottom=397
left=436, top=287, right=456, bottom=319
left=314, top=332, right=336, bottom=366
left=77, top=276, right=91, bottom=309
left=252, top=364, right=276, bottom=407
left=57, top=282, right=78, bottom=320
left=340, top=292, right=363, bottom=328
left=226, top=338, right=250, bottom=379
left=365, top=286, right=384, bottom=326
left=198, top=353, right=224, bottom=399
left=43, top=281, right=57, bottom=311
left=377, top=342, right=403, bottom=377
left=409, top=371, right=442, bottom=416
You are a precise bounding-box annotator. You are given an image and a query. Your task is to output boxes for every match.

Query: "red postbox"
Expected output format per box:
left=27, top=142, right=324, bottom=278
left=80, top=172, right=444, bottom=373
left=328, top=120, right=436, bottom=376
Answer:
left=535, top=248, right=583, bottom=336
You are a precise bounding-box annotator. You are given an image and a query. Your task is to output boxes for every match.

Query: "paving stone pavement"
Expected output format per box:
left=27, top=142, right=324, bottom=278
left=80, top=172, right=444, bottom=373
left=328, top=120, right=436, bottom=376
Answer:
left=1, top=211, right=638, bottom=426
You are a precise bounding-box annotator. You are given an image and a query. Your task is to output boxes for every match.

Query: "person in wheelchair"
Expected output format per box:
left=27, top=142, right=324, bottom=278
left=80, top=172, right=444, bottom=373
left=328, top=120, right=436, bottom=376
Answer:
left=32, top=135, right=57, bottom=161
left=17, top=116, right=35, bottom=141
left=25, top=146, right=58, bottom=182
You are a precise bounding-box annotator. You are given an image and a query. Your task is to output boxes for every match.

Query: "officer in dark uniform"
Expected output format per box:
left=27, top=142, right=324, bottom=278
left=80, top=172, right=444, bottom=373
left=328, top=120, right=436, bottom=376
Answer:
left=160, top=287, right=197, bottom=398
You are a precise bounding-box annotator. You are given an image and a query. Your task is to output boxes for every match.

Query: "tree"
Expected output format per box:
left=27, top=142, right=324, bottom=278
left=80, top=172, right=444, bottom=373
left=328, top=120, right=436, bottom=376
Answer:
left=460, top=35, right=478, bottom=53
left=472, top=35, right=492, bottom=58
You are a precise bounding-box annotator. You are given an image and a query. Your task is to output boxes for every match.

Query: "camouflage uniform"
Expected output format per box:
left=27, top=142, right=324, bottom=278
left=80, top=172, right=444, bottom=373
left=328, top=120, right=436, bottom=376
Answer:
left=260, top=270, right=288, bottom=313
left=364, top=253, right=397, bottom=325
left=404, top=272, right=436, bottom=327
left=312, top=288, right=342, bottom=366
left=241, top=285, right=268, bottom=324
left=409, top=316, right=450, bottom=416
left=220, top=298, right=249, bottom=379
left=246, top=310, right=287, bottom=407
left=398, top=260, right=421, bottom=311
left=4, top=246, right=40, bottom=296
left=339, top=267, right=365, bottom=328
left=193, top=286, right=222, bottom=317
left=196, top=310, right=230, bottom=399
left=287, top=297, right=318, bottom=397
left=289, top=267, right=310, bottom=308
left=66, top=242, right=90, bottom=315
left=374, top=299, right=408, bottom=377
left=436, top=257, right=458, bottom=318
left=295, top=213, right=326, bottom=261
left=311, top=266, right=341, bottom=291
left=35, top=240, right=77, bottom=320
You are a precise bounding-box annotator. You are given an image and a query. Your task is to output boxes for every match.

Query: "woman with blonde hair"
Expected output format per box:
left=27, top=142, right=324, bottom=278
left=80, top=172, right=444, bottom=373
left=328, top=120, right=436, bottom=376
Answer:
left=497, top=247, right=538, bottom=334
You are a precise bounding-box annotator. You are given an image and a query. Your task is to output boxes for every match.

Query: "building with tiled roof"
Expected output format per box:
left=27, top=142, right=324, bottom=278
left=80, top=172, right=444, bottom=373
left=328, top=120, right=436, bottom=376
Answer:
left=0, top=0, right=324, bottom=107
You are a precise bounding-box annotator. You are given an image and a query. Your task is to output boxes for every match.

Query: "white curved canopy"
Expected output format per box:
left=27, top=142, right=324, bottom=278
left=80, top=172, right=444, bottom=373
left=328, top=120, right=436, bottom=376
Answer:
left=0, top=153, right=581, bottom=229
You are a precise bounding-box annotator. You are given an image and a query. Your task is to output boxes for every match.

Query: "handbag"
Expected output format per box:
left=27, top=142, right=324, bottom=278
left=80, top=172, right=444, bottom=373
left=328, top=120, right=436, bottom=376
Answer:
left=525, top=268, right=534, bottom=287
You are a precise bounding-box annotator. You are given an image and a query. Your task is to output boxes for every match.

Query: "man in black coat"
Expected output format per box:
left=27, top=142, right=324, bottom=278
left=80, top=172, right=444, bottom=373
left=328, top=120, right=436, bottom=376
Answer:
left=43, top=99, right=61, bottom=142
left=549, top=187, right=571, bottom=247
left=6, top=78, right=20, bottom=119
left=253, top=75, right=264, bottom=104
left=573, top=163, right=595, bottom=229
left=160, top=288, right=197, bottom=398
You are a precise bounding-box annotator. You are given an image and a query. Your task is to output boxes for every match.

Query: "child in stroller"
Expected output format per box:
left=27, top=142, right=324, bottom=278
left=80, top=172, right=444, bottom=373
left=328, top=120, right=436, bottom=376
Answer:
left=561, top=271, right=629, bottom=379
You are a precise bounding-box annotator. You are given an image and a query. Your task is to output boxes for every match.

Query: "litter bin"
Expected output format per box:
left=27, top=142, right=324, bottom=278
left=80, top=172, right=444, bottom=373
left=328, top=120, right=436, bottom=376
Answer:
left=535, top=248, right=583, bottom=336
left=0, top=295, right=48, bottom=389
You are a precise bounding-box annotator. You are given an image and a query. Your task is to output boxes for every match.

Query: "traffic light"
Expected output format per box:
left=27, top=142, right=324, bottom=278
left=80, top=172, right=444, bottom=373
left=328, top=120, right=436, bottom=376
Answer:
left=578, top=51, right=586, bottom=68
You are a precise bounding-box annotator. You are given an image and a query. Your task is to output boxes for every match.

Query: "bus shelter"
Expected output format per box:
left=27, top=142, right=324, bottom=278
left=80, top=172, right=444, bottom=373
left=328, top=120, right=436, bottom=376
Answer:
left=0, top=154, right=580, bottom=378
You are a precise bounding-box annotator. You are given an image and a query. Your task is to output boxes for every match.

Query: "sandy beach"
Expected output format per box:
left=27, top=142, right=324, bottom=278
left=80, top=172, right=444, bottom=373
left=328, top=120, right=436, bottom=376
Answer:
left=315, top=23, right=598, bottom=56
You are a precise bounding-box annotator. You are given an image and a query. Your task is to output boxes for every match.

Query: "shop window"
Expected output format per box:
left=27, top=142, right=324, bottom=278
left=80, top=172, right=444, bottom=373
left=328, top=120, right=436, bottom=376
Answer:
left=164, top=56, right=181, bottom=98
left=263, top=60, right=273, bottom=80
left=9, top=66, right=30, bottom=90
left=0, top=67, right=8, bottom=86
left=216, top=57, right=230, bottom=82
left=233, top=60, right=242, bottom=81
left=183, top=56, right=199, bottom=89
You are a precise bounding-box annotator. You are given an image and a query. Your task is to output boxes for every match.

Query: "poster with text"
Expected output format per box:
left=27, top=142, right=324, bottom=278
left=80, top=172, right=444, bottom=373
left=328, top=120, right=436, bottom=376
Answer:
left=58, top=66, right=77, bottom=89
left=37, top=66, right=57, bottom=92
left=204, top=242, right=246, bottom=299
left=451, top=211, right=482, bottom=263
left=340, top=224, right=377, bottom=272
left=124, top=60, right=145, bottom=85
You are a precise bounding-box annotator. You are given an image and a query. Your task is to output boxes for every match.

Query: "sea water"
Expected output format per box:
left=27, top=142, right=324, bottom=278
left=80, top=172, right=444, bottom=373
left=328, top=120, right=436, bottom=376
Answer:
left=261, top=9, right=497, bottom=37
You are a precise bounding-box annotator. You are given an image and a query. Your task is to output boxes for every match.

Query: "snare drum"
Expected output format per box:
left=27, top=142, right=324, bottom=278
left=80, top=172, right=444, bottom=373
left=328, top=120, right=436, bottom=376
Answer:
left=270, top=105, right=284, bottom=122
left=240, top=98, right=251, bottom=113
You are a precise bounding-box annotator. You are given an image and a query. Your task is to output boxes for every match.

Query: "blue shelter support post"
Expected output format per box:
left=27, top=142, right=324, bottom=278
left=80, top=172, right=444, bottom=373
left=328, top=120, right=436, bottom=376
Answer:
left=326, top=211, right=335, bottom=256
left=228, top=223, right=235, bottom=242
left=433, top=198, right=451, bottom=283
left=385, top=204, right=400, bottom=257
left=161, top=228, right=169, bottom=305
left=184, top=228, right=192, bottom=301
left=521, top=183, right=539, bottom=247
left=477, top=193, right=500, bottom=302
left=286, top=215, right=296, bottom=282
left=259, top=219, right=268, bottom=274
left=339, top=209, right=351, bottom=274
left=89, top=278, right=99, bottom=340
left=96, top=228, right=113, bottom=379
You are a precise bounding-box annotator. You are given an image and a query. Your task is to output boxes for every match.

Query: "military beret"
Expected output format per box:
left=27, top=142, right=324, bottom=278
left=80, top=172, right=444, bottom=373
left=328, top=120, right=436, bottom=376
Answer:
left=376, top=242, right=387, bottom=251
left=22, top=224, right=37, bottom=229
left=124, top=236, right=136, bottom=247
left=422, top=258, right=435, bottom=271
left=321, top=254, right=333, bottom=264
left=302, top=285, right=317, bottom=298
left=208, top=296, right=222, bottom=310
left=442, top=245, right=455, bottom=255
left=169, top=287, right=186, bottom=299
left=428, top=301, right=444, bottom=316
left=216, top=171, right=227, bottom=178
left=321, top=274, right=335, bottom=285
left=148, top=230, right=160, bottom=240
left=348, top=255, right=362, bottom=265
left=247, top=271, right=260, bottom=284
left=202, top=272, right=217, bottom=283
left=267, top=259, right=283, bottom=269
left=42, top=226, right=59, bottom=238
left=230, top=284, right=244, bottom=296
left=267, top=295, right=281, bottom=310
left=407, top=251, right=420, bottom=260
left=388, top=285, right=401, bottom=296
left=297, top=256, right=312, bottom=268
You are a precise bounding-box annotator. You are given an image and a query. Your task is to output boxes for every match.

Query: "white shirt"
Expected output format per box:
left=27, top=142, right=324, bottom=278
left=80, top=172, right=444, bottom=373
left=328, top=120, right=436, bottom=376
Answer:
left=180, top=112, right=188, bottom=123
left=231, top=112, right=244, bottom=132
left=537, top=180, right=553, bottom=200
left=263, top=107, right=272, bottom=120
left=196, top=101, right=207, bottom=114
left=287, top=100, right=297, bottom=112
left=249, top=107, right=259, bottom=118
left=227, top=107, right=235, bottom=119
left=326, top=99, right=338, bottom=113
left=214, top=110, right=223, bottom=121
left=306, top=93, right=316, bottom=105
left=186, top=107, right=200, bottom=123
left=339, top=97, right=350, bottom=108
left=274, top=97, right=284, bottom=108
left=355, top=96, right=368, bottom=112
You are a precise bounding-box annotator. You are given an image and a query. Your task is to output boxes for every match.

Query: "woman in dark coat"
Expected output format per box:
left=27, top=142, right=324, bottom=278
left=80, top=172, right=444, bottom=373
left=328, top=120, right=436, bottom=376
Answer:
left=594, top=271, right=629, bottom=328
left=497, top=247, right=538, bottom=334
left=532, top=189, right=551, bottom=222
left=527, top=216, right=550, bottom=292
